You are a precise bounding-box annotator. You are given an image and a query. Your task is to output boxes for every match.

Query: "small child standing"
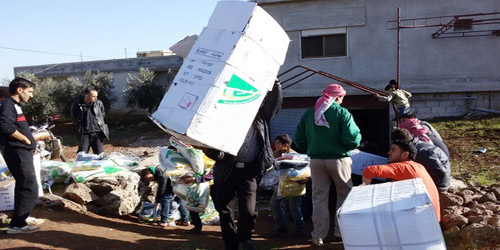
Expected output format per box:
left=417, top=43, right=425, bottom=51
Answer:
left=141, top=166, right=190, bottom=227
left=376, top=79, right=412, bottom=116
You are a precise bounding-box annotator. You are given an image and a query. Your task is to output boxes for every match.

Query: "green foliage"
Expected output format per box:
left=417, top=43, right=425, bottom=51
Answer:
left=15, top=71, right=116, bottom=119
left=124, top=67, right=165, bottom=113
left=51, top=77, right=85, bottom=117
left=16, top=72, right=57, bottom=121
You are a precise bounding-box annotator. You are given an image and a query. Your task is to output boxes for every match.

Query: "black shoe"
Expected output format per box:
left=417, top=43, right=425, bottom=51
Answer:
left=241, top=240, right=256, bottom=250
left=186, top=228, right=202, bottom=235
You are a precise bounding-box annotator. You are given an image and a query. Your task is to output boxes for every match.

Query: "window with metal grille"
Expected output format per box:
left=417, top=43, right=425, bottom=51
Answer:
left=301, top=27, right=347, bottom=58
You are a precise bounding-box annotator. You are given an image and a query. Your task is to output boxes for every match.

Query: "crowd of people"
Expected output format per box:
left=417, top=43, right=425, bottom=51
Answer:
left=1, top=77, right=450, bottom=250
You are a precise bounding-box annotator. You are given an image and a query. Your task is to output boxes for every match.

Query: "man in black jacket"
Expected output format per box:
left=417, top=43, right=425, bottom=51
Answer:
left=205, top=81, right=282, bottom=250
left=391, top=128, right=451, bottom=192
left=71, top=87, right=109, bottom=154
left=0, top=77, right=39, bottom=234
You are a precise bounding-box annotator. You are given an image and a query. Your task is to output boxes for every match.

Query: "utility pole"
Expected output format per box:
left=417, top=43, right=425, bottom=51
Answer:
left=125, top=48, right=127, bottom=58
left=80, top=51, right=83, bottom=62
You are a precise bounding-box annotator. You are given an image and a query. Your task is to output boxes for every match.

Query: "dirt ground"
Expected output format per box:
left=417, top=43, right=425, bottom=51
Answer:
left=0, top=120, right=344, bottom=250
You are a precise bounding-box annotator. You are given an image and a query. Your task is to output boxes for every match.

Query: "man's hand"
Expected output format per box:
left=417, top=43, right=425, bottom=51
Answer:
left=362, top=177, right=372, bottom=185
left=181, top=176, right=196, bottom=184
left=23, top=138, right=32, bottom=145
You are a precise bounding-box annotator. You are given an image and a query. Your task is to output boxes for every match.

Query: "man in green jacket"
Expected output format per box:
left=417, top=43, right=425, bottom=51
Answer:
left=294, top=84, right=361, bottom=245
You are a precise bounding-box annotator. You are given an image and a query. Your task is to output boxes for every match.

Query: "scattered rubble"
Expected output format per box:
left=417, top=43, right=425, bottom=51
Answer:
left=441, top=180, right=500, bottom=249
left=63, top=171, right=141, bottom=215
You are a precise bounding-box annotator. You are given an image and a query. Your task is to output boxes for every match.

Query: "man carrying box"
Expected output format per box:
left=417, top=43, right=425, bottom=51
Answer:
left=0, top=77, right=40, bottom=234
left=205, top=81, right=282, bottom=250
left=362, top=139, right=441, bottom=221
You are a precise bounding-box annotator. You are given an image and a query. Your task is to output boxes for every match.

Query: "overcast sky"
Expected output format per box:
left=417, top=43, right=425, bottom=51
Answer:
left=0, top=0, right=232, bottom=83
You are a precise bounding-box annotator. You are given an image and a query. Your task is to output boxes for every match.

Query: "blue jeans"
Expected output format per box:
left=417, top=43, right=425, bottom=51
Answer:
left=270, top=188, right=304, bottom=233
left=159, top=194, right=188, bottom=223
left=397, top=106, right=410, bottom=116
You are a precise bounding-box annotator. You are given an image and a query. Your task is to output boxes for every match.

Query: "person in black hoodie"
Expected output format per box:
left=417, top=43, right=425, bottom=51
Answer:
left=0, top=77, right=39, bottom=234
left=205, top=81, right=282, bottom=250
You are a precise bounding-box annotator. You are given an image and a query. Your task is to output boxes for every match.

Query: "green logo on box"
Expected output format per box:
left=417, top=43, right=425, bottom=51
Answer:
left=218, top=74, right=261, bottom=104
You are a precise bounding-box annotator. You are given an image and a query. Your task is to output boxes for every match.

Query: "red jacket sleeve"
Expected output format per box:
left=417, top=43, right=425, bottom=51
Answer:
left=363, top=163, right=413, bottom=180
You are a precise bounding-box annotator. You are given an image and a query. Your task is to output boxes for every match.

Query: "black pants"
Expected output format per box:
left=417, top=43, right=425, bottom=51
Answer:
left=214, top=165, right=257, bottom=250
left=78, top=132, right=104, bottom=154
left=190, top=184, right=216, bottom=230
left=2, top=147, right=38, bottom=228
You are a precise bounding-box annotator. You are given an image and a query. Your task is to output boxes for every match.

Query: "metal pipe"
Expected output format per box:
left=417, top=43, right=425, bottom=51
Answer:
left=397, top=7, right=401, bottom=90
left=468, top=107, right=500, bottom=114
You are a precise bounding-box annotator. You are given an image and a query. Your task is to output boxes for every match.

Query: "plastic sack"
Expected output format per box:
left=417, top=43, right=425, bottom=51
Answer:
left=71, top=165, right=126, bottom=183
left=169, top=137, right=204, bottom=176
left=0, top=166, right=12, bottom=181
left=138, top=201, right=181, bottom=223
left=172, top=182, right=210, bottom=213
left=203, top=154, right=215, bottom=172
left=276, top=153, right=310, bottom=161
left=277, top=166, right=311, bottom=197
left=72, top=159, right=118, bottom=172
left=259, top=169, right=279, bottom=190
left=76, top=151, right=104, bottom=161
left=40, top=160, right=72, bottom=183
left=275, top=153, right=310, bottom=170
left=158, top=146, right=193, bottom=181
left=200, top=197, right=219, bottom=225
left=106, top=152, right=140, bottom=169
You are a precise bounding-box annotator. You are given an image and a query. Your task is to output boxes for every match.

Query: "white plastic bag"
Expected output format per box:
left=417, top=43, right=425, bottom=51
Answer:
left=158, top=146, right=193, bottom=181
left=172, top=182, right=210, bottom=213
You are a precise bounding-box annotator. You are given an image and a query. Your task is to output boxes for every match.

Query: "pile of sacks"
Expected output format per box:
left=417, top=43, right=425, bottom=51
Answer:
left=158, top=137, right=218, bottom=224
left=440, top=182, right=500, bottom=248
left=60, top=152, right=142, bottom=215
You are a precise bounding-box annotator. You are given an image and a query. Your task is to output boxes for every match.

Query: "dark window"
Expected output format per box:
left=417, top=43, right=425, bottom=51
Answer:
left=302, top=33, right=347, bottom=58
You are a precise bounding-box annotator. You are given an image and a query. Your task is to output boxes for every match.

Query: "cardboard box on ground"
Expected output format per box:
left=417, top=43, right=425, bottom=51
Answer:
left=338, top=178, right=445, bottom=250
left=0, top=154, right=43, bottom=212
left=151, top=1, right=290, bottom=155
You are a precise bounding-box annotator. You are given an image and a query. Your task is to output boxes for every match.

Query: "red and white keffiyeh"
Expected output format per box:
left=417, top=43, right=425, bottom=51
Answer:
left=314, top=84, right=346, bottom=128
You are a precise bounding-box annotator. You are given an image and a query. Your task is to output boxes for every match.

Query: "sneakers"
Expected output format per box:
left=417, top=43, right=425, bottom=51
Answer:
left=7, top=225, right=40, bottom=234
left=312, top=236, right=323, bottom=245
left=175, top=220, right=190, bottom=226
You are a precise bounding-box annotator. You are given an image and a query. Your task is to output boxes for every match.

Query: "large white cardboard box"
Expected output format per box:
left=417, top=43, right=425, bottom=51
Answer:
left=339, top=178, right=446, bottom=250
left=151, top=1, right=290, bottom=155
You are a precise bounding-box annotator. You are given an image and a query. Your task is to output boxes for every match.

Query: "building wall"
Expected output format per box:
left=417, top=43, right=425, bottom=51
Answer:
left=256, top=0, right=500, bottom=117
left=14, top=56, right=182, bottom=112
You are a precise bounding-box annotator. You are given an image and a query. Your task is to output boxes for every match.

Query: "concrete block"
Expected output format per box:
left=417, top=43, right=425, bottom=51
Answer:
left=439, top=100, right=454, bottom=107
left=431, top=106, right=446, bottom=114
left=425, top=101, right=440, bottom=108
left=445, top=106, right=461, bottom=114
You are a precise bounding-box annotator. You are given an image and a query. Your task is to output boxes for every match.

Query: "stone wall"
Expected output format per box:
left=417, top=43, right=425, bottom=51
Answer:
left=407, top=91, right=500, bottom=119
